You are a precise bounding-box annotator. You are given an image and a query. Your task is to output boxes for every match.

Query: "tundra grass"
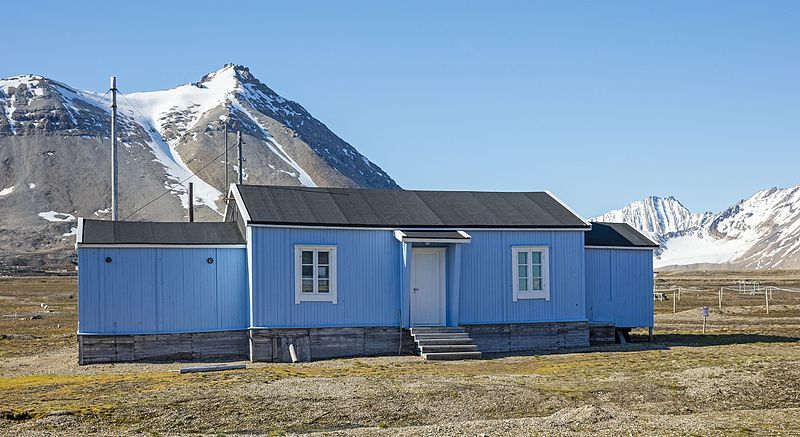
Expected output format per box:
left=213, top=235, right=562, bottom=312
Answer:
left=1, top=276, right=800, bottom=435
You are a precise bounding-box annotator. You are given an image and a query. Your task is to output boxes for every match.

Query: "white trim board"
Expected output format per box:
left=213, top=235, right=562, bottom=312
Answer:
left=75, top=217, right=85, bottom=248
left=544, top=190, right=592, bottom=228
left=250, top=223, right=589, bottom=232
left=230, top=184, right=252, bottom=222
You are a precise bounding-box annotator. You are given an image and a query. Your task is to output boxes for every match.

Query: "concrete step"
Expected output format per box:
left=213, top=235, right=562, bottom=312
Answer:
left=410, top=326, right=466, bottom=334
left=416, top=337, right=475, bottom=346
left=419, top=344, right=478, bottom=353
left=422, top=351, right=482, bottom=360
left=412, top=333, right=471, bottom=340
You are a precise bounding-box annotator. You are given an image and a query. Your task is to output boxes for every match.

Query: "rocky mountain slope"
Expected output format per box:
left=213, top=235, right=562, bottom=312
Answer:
left=593, top=185, right=800, bottom=269
left=0, top=65, right=397, bottom=271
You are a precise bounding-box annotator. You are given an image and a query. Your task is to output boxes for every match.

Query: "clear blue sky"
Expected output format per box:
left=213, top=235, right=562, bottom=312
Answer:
left=3, top=1, right=798, bottom=217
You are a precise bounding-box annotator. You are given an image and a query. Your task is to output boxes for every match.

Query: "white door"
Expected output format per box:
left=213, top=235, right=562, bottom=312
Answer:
left=411, top=248, right=445, bottom=326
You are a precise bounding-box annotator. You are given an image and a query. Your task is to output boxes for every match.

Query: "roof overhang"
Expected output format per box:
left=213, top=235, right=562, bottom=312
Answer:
left=393, top=230, right=472, bottom=244
left=585, top=245, right=657, bottom=250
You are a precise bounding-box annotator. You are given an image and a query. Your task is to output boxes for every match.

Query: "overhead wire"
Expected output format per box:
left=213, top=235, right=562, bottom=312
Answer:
left=114, top=89, right=236, bottom=221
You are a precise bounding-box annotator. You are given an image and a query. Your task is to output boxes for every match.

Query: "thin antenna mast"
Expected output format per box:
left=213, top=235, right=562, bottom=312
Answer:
left=110, top=76, right=119, bottom=221
left=237, top=131, right=243, bottom=185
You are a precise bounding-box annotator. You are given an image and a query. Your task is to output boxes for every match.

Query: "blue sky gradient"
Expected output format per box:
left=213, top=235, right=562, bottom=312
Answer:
left=2, top=1, right=798, bottom=217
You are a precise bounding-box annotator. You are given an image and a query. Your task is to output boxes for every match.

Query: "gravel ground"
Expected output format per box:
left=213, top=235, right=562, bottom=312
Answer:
left=2, top=277, right=800, bottom=435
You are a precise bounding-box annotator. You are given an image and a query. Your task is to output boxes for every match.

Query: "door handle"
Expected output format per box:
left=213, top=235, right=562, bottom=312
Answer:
left=413, top=288, right=419, bottom=292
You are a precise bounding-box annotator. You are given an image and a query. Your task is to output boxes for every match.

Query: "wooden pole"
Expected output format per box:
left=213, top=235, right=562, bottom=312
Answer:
left=110, top=76, right=119, bottom=221
left=673, top=291, right=676, bottom=314
left=237, top=131, right=243, bottom=185
left=718, top=287, right=722, bottom=311
left=702, top=316, right=706, bottom=334
left=766, top=287, right=770, bottom=314
left=224, top=123, right=228, bottom=194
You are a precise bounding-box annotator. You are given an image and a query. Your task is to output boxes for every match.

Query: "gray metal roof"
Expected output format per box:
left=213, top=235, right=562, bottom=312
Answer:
left=79, top=219, right=245, bottom=245
left=235, top=185, right=589, bottom=229
left=585, top=222, right=658, bottom=248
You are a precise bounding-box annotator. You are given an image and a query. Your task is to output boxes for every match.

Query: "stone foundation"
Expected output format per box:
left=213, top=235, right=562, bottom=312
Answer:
left=249, top=326, right=415, bottom=362
left=463, top=321, right=589, bottom=354
left=78, top=330, right=248, bottom=365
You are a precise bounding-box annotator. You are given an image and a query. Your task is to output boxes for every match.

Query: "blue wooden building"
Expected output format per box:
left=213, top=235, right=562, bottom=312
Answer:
left=77, top=185, right=657, bottom=363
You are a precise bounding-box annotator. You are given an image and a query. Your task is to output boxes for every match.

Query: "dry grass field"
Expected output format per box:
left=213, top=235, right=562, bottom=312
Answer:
left=2, top=274, right=800, bottom=436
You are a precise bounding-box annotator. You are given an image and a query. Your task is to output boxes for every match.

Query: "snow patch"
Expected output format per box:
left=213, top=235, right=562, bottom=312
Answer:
left=62, top=227, right=78, bottom=237
left=0, top=75, right=46, bottom=134
left=230, top=97, right=316, bottom=187
left=28, top=183, right=35, bottom=189
left=123, top=66, right=237, bottom=139
left=38, top=211, right=76, bottom=222
left=0, top=186, right=13, bottom=196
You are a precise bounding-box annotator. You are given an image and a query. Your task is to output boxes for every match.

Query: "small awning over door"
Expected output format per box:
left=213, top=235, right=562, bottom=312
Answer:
left=393, top=230, right=471, bottom=244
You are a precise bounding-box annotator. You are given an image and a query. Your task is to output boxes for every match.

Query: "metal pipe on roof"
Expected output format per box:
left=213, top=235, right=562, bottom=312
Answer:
left=188, top=182, right=194, bottom=222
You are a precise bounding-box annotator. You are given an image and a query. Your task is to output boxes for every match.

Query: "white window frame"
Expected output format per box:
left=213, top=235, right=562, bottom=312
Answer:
left=512, top=246, right=550, bottom=301
left=294, top=245, right=337, bottom=304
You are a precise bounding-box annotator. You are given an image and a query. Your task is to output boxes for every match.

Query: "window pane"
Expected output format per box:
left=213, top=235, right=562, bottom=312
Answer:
left=517, top=251, right=527, bottom=265
left=531, top=251, right=541, bottom=264
left=532, top=278, right=542, bottom=291
left=518, top=278, right=528, bottom=291
left=532, top=264, right=542, bottom=278
left=302, top=251, right=313, bottom=264
left=318, top=280, right=329, bottom=293
left=317, top=251, right=329, bottom=265
left=302, top=279, right=314, bottom=293
left=317, top=266, right=329, bottom=279
left=302, top=265, right=314, bottom=278
left=518, top=265, right=528, bottom=278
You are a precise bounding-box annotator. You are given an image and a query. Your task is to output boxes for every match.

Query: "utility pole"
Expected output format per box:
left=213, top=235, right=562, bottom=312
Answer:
left=237, top=131, right=243, bottom=185
left=188, top=182, right=194, bottom=222
left=224, top=122, right=229, bottom=195
left=110, top=76, right=119, bottom=221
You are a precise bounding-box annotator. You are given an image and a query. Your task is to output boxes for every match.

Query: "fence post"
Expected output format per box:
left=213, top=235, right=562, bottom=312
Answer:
left=673, top=291, right=676, bottom=314
left=765, top=287, right=770, bottom=314
left=718, top=287, right=722, bottom=311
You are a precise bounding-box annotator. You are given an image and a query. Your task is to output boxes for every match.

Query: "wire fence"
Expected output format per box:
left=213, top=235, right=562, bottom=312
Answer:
left=654, top=283, right=800, bottom=315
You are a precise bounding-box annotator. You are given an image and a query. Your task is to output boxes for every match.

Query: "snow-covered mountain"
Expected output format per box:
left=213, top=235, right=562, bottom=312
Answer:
left=0, top=64, right=398, bottom=270
left=592, top=185, right=800, bottom=269
left=592, top=196, right=713, bottom=245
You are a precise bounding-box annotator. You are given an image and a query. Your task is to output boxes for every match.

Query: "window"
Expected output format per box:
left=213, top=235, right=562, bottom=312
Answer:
left=295, top=245, right=337, bottom=303
left=512, top=246, right=549, bottom=301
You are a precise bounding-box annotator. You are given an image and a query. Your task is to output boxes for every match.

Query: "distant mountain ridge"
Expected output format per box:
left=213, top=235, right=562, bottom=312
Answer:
left=592, top=185, right=800, bottom=269
left=0, top=64, right=398, bottom=270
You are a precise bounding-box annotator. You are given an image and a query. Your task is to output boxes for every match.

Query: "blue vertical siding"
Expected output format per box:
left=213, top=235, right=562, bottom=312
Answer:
left=458, top=231, right=587, bottom=324
left=585, top=248, right=654, bottom=328
left=250, top=227, right=403, bottom=328
left=78, top=247, right=247, bottom=334
left=445, top=244, right=462, bottom=327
